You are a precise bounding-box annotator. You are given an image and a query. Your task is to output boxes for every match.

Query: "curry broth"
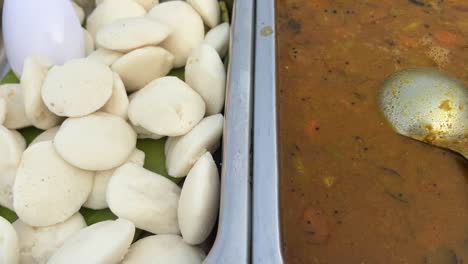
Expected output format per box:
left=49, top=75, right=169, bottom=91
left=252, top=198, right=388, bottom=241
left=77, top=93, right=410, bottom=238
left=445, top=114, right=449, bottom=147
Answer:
left=276, top=0, right=468, bottom=263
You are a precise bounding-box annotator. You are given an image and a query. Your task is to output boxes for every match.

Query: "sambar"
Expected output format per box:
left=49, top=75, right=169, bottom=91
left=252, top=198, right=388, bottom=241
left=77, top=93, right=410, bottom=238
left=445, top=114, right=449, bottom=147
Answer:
left=276, top=0, right=468, bottom=263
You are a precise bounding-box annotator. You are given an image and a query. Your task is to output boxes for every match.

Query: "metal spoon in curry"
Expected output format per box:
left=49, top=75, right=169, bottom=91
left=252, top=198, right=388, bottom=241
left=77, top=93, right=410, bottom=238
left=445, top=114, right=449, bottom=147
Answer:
left=379, top=68, right=468, bottom=159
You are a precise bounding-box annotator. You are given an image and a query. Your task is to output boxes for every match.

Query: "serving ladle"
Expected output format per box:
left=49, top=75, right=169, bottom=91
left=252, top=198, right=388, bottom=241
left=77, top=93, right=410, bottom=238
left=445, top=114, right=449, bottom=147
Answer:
left=378, top=68, right=467, bottom=159
left=2, top=0, right=85, bottom=77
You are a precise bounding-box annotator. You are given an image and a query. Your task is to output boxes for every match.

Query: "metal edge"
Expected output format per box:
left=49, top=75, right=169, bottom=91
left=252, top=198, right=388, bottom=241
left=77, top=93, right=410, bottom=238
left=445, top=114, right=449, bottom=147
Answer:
left=204, top=0, right=254, bottom=263
left=253, top=0, right=284, bottom=263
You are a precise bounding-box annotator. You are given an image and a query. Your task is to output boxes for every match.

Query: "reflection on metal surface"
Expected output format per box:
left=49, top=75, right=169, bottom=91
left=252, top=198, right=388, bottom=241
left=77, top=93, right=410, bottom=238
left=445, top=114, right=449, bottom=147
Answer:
left=379, top=68, right=468, bottom=158
left=203, top=0, right=253, bottom=263
left=253, top=0, right=284, bottom=263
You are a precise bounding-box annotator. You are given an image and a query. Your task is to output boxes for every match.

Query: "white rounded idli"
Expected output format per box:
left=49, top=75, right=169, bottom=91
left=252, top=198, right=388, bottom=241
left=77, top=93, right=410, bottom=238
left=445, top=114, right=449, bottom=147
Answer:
left=122, top=235, right=205, bottom=264
left=185, top=44, right=226, bottom=115
left=13, top=213, right=86, bottom=264
left=54, top=112, right=137, bottom=171
left=164, top=136, right=181, bottom=173
left=10, top=130, right=26, bottom=150
left=42, top=58, right=113, bottom=117
left=129, top=149, right=145, bottom=166
left=86, top=0, right=146, bottom=38
left=0, top=98, right=6, bottom=125
left=128, top=92, right=137, bottom=101
left=83, top=172, right=113, bottom=210
left=0, top=126, right=26, bottom=170
left=84, top=149, right=145, bottom=210
left=0, top=168, right=17, bottom=210
left=111, top=46, right=174, bottom=92
left=0, top=84, right=31, bottom=129
left=128, top=93, right=163, bottom=139
left=83, top=28, right=95, bottom=56
left=71, top=2, right=85, bottom=25
left=178, top=152, right=219, bottom=245
left=166, top=114, right=224, bottom=178
left=148, top=1, right=204, bottom=67
left=96, top=0, right=147, bottom=6
left=128, top=76, right=205, bottom=136
left=135, top=0, right=159, bottom=10
left=0, top=216, right=19, bottom=264
left=0, top=129, right=27, bottom=210
left=13, top=141, right=93, bottom=227
left=87, top=48, right=123, bottom=66
left=133, top=125, right=164, bottom=140
left=204, top=22, right=230, bottom=58
left=100, top=73, right=129, bottom=119
left=187, top=0, right=220, bottom=28
left=30, top=126, right=60, bottom=145
left=21, top=56, right=63, bottom=130
left=48, top=219, right=135, bottom=264
left=96, top=17, right=170, bottom=52
left=107, top=163, right=181, bottom=234
left=164, top=136, right=178, bottom=156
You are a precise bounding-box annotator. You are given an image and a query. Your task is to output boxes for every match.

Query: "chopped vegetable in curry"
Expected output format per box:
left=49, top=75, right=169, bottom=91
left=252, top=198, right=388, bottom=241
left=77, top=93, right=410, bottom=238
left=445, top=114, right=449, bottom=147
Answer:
left=277, top=0, right=468, bottom=263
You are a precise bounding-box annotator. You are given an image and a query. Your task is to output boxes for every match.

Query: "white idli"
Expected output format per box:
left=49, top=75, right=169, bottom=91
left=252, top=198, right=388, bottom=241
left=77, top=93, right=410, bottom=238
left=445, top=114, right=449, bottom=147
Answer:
left=148, top=1, right=204, bottom=67
left=71, top=2, right=85, bottom=25
left=0, top=168, right=17, bottom=211
left=100, top=72, right=129, bottom=119
left=0, top=84, right=31, bottom=129
left=0, top=126, right=26, bottom=170
left=47, top=219, right=135, bottom=264
left=135, top=0, right=158, bottom=10
left=185, top=44, right=226, bottom=115
left=83, top=28, right=95, bottom=56
left=84, top=149, right=145, bottom=210
left=111, top=46, right=174, bottom=92
left=0, top=216, right=19, bottom=264
left=178, top=152, right=219, bottom=245
left=13, top=141, right=93, bottom=227
left=41, top=59, right=113, bottom=117
left=21, top=56, right=62, bottom=129
left=0, top=98, right=6, bottom=125
left=204, top=22, right=230, bottom=58
left=87, top=0, right=146, bottom=38
left=128, top=76, right=205, bottom=136
left=133, top=125, right=164, bottom=140
left=122, top=235, right=205, bottom=264
left=107, top=163, right=181, bottom=234
left=29, top=126, right=60, bottom=145
left=187, top=0, right=220, bottom=28
left=0, top=128, right=26, bottom=210
left=165, top=114, right=224, bottom=177
left=13, top=213, right=86, bottom=264
left=87, top=48, right=123, bottom=66
left=96, top=17, right=170, bottom=52
left=54, top=112, right=137, bottom=171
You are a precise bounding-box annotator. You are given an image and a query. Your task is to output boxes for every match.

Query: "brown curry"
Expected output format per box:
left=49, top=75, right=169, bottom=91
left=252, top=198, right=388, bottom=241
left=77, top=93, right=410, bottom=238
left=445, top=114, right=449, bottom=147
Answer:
left=276, top=0, right=468, bottom=263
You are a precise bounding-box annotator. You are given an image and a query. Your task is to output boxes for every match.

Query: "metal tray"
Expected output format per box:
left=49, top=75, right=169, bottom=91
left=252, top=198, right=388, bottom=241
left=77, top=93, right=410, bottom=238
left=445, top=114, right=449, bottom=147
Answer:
left=253, top=0, right=284, bottom=263
left=0, top=0, right=253, bottom=263
left=205, top=0, right=253, bottom=262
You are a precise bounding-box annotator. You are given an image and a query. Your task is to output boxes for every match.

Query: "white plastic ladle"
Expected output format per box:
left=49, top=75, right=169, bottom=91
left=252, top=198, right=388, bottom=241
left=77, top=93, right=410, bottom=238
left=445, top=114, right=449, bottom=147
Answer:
left=3, top=0, right=85, bottom=77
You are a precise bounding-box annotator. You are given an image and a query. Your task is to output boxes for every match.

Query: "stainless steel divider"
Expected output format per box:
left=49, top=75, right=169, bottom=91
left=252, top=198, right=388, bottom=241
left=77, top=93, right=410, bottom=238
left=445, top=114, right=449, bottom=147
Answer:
left=253, top=0, right=284, bottom=263
left=203, top=0, right=254, bottom=262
